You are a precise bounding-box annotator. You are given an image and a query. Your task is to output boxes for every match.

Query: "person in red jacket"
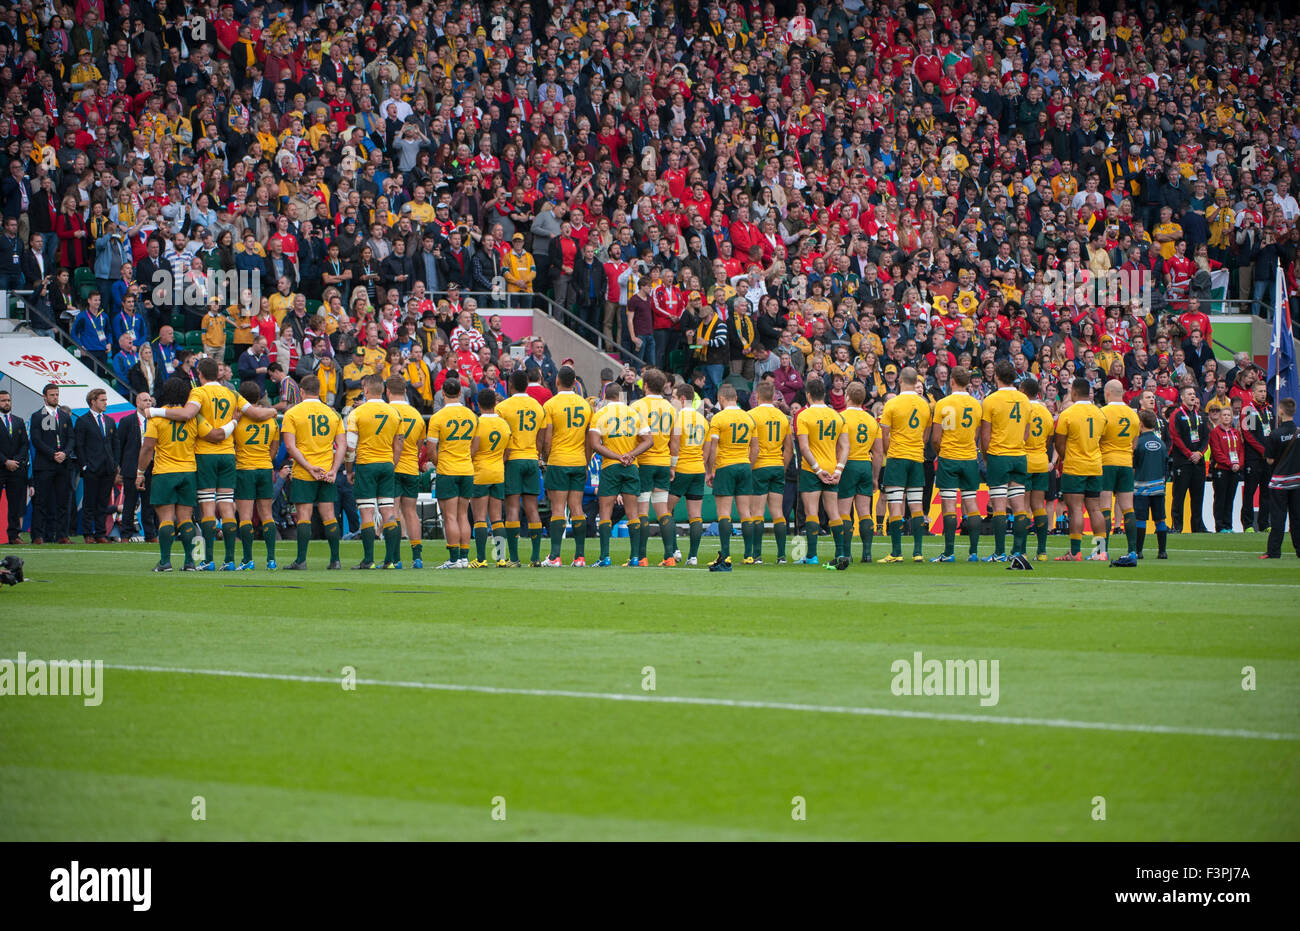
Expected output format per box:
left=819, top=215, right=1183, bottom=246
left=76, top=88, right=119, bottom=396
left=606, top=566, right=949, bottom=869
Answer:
left=1177, top=297, right=1213, bottom=344
left=1207, top=406, right=1244, bottom=532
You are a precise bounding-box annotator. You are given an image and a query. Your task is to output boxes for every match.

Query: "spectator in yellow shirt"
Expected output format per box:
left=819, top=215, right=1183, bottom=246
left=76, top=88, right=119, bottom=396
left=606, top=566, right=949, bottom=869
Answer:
left=504, top=233, right=536, bottom=296
left=201, top=299, right=228, bottom=359
left=1153, top=206, right=1182, bottom=261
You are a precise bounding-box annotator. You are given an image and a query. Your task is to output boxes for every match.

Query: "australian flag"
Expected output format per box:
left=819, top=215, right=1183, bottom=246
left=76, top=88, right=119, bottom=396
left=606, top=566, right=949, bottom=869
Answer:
left=1269, top=265, right=1300, bottom=410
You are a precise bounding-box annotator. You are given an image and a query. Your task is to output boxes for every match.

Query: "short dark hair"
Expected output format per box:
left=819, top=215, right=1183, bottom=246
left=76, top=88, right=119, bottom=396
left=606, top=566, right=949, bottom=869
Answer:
left=301, top=374, right=321, bottom=395
left=509, top=370, right=528, bottom=393
left=385, top=375, right=406, bottom=396
left=557, top=365, right=576, bottom=389
left=805, top=376, right=826, bottom=401
left=1072, top=377, right=1091, bottom=398
left=443, top=377, right=461, bottom=398
left=1020, top=377, right=1039, bottom=399
left=994, top=359, right=1016, bottom=386
left=478, top=387, right=497, bottom=410
left=603, top=382, right=621, bottom=401
left=238, top=380, right=262, bottom=405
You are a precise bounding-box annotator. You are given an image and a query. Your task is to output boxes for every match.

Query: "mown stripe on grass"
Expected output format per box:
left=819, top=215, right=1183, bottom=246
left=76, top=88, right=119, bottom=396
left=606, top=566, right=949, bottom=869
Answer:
left=97, top=662, right=1300, bottom=742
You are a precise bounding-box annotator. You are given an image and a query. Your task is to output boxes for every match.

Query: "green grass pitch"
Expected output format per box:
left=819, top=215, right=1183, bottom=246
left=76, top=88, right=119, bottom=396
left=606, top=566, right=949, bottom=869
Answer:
left=1, top=533, right=1297, bottom=841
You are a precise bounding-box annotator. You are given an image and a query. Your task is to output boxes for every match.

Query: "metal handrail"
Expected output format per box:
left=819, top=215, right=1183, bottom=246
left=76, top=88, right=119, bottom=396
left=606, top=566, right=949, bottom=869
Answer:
left=445, top=289, right=650, bottom=369
left=3, top=289, right=122, bottom=386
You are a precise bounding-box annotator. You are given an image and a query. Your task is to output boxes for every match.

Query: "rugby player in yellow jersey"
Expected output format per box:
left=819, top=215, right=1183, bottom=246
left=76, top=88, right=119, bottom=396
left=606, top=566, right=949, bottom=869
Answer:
left=233, top=380, right=280, bottom=570
left=629, top=369, right=678, bottom=566
left=280, top=374, right=346, bottom=570
left=704, top=382, right=757, bottom=572
left=589, top=384, right=653, bottom=567
left=149, top=356, right=277, bottom=571
left=344, top=374, right=404, bottom=570
left=539, top=366, right=593, bottom=566
left=746, top=381, right=792, bottom=564
left=839, top=382, right=884, bottom=563
left=1021, top=378, right=1056, bottom=560
left=497, top=370, right=546, bottom=566
left=666, top=383, right=709, bottom=565
left=469, top=389, right=512, bottom=567
left=796, top=376, right=850, bottom=569
left=879, top=366, right=933, bottom=562
left=385, top=375, right=429, bottom=568
left=1099, top=379, right=1141, bottom=565
left=137, top=376, right=225, bottom=572
left=427, top=377, right=477, bottom=569
left=930, top=367, right=983, bottom=563
left=979, top=361, right=1033, bottom=563
left=1054, top=377, right=1109, bottom=561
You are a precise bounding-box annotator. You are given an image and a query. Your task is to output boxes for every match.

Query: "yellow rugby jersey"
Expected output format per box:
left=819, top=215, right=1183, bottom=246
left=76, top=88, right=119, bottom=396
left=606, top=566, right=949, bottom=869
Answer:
left=542, top=391, right=593, bottom=468
left=389, top=401, right=427, bottom=476
left=797, top=403, right=844, bottom=473
left=145, top=410, right=208, bottom=474
left=674, top=406, right=708, bottom=475
left=346, top=399, right=402, bottom=466
left=428, top=401, right=478, bottom=476
left=749, top=403, right=790, bottom=469
left=933, top=392, right=981, bottom=460
left=1100, top=402, right=1139, bottom=467
left=189, top=383, right=246, bottom=455
left=472, top=413, right=512, bottom=485
left=631, top=394, right=675, bottom=466
left=282, top=399, right=343, bottom=480
left=1026, top=401, right=1054, bottom=473
left=591, top=401, right=649, bottom=459
left=881, top=391, right=932, bottom=462
left=234, top=418, right=280, bottom=470
left=707, top=406, right=756, bottom=469
left=981, top=387, right=1030, bottom=456
left=497, top=393, right=544, bottom=461
left=1055, top=401, right=1105, bottom=476
left=841, top=407, right=880, bottom=461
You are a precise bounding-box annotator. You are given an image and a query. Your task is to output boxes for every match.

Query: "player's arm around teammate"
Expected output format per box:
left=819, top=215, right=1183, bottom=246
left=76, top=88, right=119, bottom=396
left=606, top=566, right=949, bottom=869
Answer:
left=665, top=383, right=707, bottom=565
left=589, top=383, right=653, bottom=566
left=233, top=379, right=282, bottom=570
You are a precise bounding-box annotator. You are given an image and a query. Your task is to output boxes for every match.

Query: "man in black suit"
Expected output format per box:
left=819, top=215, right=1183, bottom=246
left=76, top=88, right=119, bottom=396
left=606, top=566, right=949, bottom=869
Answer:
left=114, top=391, right=156, bottom=542
left=73, top=388, right=119, bottom=543
left=0, top=390, right=28, bottom=543
left=0, top=159, right=32, bottom=229
left=29, top=382, right=75, bottom=544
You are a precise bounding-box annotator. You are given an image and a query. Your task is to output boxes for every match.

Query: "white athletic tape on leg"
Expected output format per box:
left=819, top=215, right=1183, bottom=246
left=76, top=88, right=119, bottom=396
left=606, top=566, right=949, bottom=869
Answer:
left=886, top=490, right=905, bottom=505
left=637, top=491, right=652, bottom=504
left=651, top=490, right=669, bottom=506
left=988, top=484, right=1008, bottom=499
left=197, top=491, right=217, bottom=503
left=377, top=497, right=394, bottom=509
left=940, top=490, right=958, bottom=501
left=1007, top=483, right=1026, bottom=498
left=906, top=490, right=923, bottom=507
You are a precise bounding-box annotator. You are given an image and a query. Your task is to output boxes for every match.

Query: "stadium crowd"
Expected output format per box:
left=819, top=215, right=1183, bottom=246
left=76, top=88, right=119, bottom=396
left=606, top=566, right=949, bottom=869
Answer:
left=0, top=0, right=1298, bottom=565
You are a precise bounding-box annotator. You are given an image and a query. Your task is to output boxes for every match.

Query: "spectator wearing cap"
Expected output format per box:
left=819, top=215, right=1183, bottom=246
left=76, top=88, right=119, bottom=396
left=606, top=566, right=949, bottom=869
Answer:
left=503, top=232, right=537, bottom=308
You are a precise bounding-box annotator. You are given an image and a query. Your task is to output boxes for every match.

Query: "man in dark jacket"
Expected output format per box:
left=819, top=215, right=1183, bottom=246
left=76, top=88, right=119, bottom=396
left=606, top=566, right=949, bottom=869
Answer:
left=0, top=389, right=29, bottom=543
left=380, top=236, right=415, bottom=298
left=29, top=383, right=76, bottom=544
left=73, top=388, right=118, bottom=543
left=114, top=391, right=156, bottom=542
left=571, top=241, right=606, bottom=334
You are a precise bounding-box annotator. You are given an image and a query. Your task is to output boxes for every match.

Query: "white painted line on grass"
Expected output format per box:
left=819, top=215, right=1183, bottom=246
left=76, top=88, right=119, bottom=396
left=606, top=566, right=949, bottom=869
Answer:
left=97, top=662, right=1300, bottom=742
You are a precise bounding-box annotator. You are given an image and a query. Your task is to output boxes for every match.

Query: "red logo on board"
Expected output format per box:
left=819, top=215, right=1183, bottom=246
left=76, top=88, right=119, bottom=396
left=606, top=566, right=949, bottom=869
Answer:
left=11, top=354, right=77, bottom=384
